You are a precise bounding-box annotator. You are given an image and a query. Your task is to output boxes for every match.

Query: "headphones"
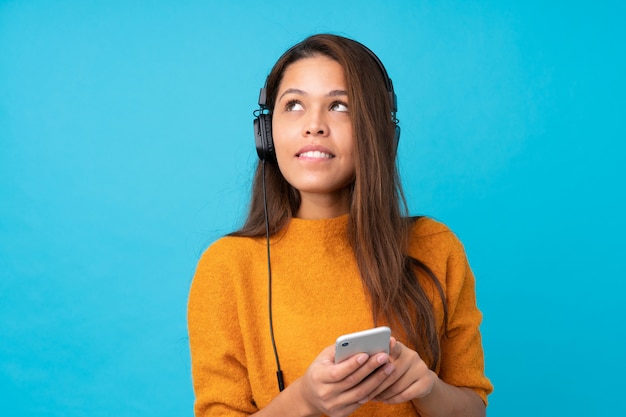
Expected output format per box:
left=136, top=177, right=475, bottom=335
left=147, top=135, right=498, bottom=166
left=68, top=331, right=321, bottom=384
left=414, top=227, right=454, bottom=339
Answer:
left=253, top=42, right=400, bottom=163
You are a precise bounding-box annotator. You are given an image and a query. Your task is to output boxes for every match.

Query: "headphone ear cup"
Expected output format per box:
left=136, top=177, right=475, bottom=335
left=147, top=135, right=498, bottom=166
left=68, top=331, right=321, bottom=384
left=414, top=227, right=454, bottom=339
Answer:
left=254, top=113, right=276, bottom=162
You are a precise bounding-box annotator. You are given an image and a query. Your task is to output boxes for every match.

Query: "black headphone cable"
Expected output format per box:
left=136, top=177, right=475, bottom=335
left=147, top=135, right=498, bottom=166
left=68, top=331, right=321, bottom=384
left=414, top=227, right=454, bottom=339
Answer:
left=262, top=160, right=285, bottom=392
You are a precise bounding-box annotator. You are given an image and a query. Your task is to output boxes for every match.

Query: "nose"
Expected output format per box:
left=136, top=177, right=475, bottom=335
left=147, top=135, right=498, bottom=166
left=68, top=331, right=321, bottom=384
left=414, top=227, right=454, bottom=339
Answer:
left=302, top=109, right=329, bottom=137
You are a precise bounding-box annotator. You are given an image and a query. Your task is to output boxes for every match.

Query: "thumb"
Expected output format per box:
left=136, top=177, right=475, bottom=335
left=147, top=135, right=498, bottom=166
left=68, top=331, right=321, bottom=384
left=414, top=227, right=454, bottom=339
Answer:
left=389, top=337, right=403, bottom=359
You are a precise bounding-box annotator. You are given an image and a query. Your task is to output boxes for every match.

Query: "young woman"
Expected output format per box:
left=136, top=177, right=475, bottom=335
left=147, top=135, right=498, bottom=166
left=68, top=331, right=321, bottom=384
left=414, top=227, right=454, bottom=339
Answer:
left=188, top=34, right=493, bottom=417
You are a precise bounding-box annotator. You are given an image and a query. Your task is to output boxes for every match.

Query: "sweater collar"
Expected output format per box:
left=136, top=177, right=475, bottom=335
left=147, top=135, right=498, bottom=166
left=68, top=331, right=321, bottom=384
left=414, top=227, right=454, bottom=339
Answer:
left=278, top=214, right=349, bottom=242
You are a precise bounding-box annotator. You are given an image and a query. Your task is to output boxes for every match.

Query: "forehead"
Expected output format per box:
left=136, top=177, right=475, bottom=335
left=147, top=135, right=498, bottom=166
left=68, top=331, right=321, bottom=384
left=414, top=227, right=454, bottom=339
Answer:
left=278, top=55, right=346, bottom=91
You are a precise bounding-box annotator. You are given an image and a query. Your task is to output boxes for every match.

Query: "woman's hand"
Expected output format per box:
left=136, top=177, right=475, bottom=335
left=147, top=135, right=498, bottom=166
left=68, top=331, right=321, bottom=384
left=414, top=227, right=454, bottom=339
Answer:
left=295, top=344, right=396, bottom=417
left=366, top=337, right=486, bottom=417
left=368, top=337, right=438, bottom=404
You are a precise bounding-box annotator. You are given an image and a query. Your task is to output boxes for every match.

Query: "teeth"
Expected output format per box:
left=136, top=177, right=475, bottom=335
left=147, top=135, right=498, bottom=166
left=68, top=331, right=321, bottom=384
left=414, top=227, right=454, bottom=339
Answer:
left=299, top=151, right=332, bottom=159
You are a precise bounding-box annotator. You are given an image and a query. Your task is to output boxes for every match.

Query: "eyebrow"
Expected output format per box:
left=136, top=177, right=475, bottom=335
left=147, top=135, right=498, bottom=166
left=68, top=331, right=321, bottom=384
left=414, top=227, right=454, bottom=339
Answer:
left=277, top=88, right=348, bottom=102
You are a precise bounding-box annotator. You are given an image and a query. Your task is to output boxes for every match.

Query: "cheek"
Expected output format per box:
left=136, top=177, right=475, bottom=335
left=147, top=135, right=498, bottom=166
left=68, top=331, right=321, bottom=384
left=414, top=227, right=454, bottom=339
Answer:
left=271, top=119, right=293, bottom=153
left=270, top=129, right=294, bottom=179
left=340, top=130, right=356, bottom=161
left=273, top=135, right=293, bottom=165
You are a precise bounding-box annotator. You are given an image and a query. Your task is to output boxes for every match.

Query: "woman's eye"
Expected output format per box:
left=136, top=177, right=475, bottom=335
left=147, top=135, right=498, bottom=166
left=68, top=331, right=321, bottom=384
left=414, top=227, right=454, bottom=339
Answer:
left=285, top=100, right=304, bottom=111
left=330, top=101, right=349, bottom=112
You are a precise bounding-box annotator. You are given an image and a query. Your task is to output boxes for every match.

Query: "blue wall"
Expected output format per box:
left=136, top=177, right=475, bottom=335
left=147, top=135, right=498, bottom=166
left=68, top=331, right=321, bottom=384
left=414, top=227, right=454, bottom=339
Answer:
left=1, top=1, right=624, bottom=415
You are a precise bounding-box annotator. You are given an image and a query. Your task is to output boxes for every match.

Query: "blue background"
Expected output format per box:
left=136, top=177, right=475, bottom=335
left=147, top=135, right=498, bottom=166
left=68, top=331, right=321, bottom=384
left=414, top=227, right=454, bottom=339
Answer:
left=1, top=1, right=624, bottom=415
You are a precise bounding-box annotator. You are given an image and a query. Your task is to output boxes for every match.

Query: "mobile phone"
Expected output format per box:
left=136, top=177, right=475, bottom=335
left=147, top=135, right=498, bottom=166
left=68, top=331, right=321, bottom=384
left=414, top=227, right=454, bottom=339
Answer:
left=334, top=326, right=391, bottom=364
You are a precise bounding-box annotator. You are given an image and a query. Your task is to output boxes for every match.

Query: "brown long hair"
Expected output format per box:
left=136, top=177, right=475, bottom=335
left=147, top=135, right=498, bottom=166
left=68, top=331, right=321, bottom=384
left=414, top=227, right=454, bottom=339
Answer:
left=232, top=34, right=446, bottom=369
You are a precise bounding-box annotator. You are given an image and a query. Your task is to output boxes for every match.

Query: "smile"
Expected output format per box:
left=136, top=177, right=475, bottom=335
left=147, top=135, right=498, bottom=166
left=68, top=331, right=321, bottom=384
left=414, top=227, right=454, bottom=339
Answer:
left=297, top=150, right=334, bottom=159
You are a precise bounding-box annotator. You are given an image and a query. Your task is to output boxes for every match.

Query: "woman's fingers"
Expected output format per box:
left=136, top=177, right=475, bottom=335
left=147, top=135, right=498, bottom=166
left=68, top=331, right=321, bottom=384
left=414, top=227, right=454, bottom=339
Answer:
left=302, top=348, right=396, bottom=416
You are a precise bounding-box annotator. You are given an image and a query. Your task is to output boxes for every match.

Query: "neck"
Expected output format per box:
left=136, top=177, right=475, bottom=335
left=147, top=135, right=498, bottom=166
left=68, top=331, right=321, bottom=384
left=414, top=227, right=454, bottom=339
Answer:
left=296, top=190, right=350, bottom=219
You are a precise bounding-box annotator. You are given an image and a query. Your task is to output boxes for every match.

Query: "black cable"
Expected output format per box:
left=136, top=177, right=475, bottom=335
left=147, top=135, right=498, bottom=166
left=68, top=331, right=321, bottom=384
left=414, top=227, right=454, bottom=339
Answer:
left=262, top=161, right=285, bottom=392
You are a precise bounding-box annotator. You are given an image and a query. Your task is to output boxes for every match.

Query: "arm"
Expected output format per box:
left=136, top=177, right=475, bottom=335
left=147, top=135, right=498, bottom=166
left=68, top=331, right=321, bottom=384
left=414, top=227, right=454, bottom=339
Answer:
left=364, top=229, right=492, bottom=415
left=411, top=376, right=485, bottom=417
left=188, top=246, right=257, bottom=416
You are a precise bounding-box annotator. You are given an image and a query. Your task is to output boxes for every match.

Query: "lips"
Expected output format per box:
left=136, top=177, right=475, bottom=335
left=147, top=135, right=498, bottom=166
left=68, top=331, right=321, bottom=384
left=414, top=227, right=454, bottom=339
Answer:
left=298, top=150, right=332, bottom=159
left=296, top=145, right=335, bottom=159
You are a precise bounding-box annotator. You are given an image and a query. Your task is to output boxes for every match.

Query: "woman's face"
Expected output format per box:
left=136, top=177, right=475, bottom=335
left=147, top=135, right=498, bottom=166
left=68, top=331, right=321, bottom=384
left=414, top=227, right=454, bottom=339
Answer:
left=272, top=55, right=355, bottom=218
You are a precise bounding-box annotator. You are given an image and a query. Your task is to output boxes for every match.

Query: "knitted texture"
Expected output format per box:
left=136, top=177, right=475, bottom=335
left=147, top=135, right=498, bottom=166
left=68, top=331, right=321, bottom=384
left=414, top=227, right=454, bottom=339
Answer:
left=188, top=215, right=493, bottom=416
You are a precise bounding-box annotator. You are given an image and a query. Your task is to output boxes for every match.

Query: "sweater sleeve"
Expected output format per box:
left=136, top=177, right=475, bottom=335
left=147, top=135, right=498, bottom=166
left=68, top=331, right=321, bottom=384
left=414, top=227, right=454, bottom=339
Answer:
left=438, top=234, right=493, bottom=405
left=187, top=240, right=258, bottom=416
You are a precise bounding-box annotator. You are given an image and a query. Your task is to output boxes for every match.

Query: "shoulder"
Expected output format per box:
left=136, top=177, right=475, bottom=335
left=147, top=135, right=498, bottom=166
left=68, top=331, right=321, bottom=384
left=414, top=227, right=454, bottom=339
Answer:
left=407, top=217, right=470, bottom=284
left=189, top=235, right=268, bottom=312
left=197, top=235, right=263, bottom=268
left=411, top=216, right=452, bottom=236
left=192, top=234, right=266, bottom=290
left=409, top=216, right=464, bottom=253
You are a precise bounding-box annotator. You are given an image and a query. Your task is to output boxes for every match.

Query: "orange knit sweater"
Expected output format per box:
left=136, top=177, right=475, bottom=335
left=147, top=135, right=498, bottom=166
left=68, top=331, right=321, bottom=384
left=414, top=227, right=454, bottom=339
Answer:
left=188, top=215, right=492, bottom=416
